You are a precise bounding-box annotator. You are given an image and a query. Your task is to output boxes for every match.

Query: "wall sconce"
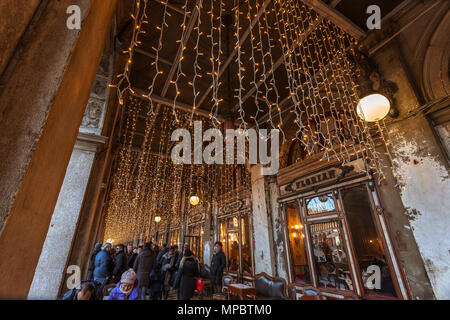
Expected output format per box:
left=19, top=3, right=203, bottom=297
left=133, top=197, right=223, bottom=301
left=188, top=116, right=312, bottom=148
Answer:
left=352, top=51, right=399, bottom=120
left=357, top=93, right=391, bottom=122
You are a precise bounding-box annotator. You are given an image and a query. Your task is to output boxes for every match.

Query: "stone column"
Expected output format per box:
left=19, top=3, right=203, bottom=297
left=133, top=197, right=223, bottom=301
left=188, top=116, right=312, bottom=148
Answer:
left=0, top=0, right=118, bottom=299
left=27, top=52, right=113, bottom=299
left=266, top=176, right=289, bottom=280
left=250, top=164, right=276, bottom=276
left=28, top=134, right=106, bottom=300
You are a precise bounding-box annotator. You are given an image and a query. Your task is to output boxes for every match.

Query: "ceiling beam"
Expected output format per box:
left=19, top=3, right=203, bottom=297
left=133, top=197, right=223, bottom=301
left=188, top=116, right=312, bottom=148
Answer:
left=152, top=0, right=191, bottom=18
left=302, top=0, right=366, bottom=40
left=256, top=45, right=352, bottom=127
left=130, top=87, right=219, bottom=120
left=161, top=0, right=200, bottom=96
left=135, top=48, right=173, bottom=66
left=233, top=18, right=322, bottom=112
left=196, top=0, right=273, bottom=109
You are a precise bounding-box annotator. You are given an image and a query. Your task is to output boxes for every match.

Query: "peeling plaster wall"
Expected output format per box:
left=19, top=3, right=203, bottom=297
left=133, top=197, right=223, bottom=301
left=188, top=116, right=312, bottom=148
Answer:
left=268, top=178, right=288, bottom=280
left=250, top=165, right=275, bottom=276
left=374, top=43, right=450, bottom=299
left=390, top=124, right=450, bottom=299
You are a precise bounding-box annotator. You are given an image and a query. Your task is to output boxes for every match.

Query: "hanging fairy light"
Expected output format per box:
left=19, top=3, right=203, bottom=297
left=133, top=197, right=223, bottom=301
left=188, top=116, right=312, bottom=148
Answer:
left=104, top=0, right=395, bottom=243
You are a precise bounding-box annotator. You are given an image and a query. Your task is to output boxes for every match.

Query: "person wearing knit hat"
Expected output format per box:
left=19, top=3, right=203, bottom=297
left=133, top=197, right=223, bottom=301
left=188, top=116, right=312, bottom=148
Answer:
left=108, top=269, right=140, bottom=300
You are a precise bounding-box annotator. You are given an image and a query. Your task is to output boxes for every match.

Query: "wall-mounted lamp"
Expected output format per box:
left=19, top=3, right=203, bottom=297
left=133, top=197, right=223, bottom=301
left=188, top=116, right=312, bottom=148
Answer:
left=357, top=93, right=391, bottom=122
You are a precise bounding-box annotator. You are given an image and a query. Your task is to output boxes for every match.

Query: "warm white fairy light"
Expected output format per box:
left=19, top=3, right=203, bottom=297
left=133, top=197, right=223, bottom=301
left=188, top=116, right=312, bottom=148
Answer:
left=105, top=0, right=393, bottom=243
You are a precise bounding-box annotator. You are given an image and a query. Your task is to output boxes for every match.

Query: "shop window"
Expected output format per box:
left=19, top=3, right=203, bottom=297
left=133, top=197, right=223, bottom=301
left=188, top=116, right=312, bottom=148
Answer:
left=306, top=194, right=335, bottom=215
left=309, top=221, right=354, bottom=291
left=227, top=217, right=240, bottom=272
left=187, top=224, right=204, bottom=263
left=286, top=203, right=311, bottom=285
left=342, top=185, right=397, bottom=298
left=241, top=217, right=252, bottom=275
left=218, top=215, right=253, bottom=274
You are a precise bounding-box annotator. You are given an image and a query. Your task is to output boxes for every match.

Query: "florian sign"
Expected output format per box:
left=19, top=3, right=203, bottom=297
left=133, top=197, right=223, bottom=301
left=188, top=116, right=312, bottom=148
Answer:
left=280, top=159, right=366, bottom=196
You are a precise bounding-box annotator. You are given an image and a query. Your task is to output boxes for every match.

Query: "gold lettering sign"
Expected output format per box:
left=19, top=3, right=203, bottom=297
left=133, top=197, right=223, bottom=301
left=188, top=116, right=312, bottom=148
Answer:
left=281, top=164, right=356, bottom=196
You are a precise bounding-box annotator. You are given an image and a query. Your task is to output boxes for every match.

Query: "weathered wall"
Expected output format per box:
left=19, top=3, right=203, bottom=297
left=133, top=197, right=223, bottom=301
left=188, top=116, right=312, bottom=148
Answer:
left=28, top=143, right=96, bottom=300
left=0, top=0, right=118, bottom=299
left=267, top=177, right=288, bottom=280
left=0, top=0, right=40, bottom=77
left=250, top=165, right=276, bottom=276
left=373, top=39, right=449, bottom=299
left=28, top=53, right=112, bottom=299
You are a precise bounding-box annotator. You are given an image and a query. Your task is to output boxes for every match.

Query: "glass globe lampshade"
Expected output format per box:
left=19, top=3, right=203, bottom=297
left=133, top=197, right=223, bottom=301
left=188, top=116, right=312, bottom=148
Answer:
left=154, top=216, right=161, bottom=223
left=190, top=195, right=200, bottom=206
left=357, top=93, right=391, bottom=122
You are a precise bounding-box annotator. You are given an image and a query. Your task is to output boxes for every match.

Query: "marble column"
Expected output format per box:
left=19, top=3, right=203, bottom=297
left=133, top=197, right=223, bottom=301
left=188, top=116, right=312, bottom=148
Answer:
left=250, top=164, right=276, bottom=276
left=28, top=134, right=106, bottom=299
left=27, top=53, right=112, bottom=299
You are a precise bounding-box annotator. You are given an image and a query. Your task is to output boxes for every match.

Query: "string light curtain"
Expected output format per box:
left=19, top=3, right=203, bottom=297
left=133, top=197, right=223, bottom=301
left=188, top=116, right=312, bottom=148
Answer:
left=105, top=0, right=388, bottom=243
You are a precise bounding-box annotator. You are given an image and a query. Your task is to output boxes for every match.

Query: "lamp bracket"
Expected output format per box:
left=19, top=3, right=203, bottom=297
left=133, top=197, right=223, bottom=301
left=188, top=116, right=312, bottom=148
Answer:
left=351, top=50, right=399, bottom=119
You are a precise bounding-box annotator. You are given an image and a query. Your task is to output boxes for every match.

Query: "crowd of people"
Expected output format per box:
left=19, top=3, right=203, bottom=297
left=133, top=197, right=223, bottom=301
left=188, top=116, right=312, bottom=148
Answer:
left=60, top=241, right=227, bottom=301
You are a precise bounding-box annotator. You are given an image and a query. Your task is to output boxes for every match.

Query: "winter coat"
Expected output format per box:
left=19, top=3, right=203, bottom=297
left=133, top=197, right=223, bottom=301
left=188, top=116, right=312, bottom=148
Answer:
left=156, top=247, right=168, bottom=265
left=87, top=244, right=101, bottom=280
left=210, top=251, right=226, bottom=285
left=94, top=250, right=113, bottom=281
left=108, top=280, right=140, bottom=300
left=149, top=267, right=163, bottom=296
left=133, top=248, right=155, bottom=287
left=173, top=256, right=199, bottom=300
left=113, top=251, right=128, bottom=280
left=127, top=253, right=137, bottom=269
left=161, top=252, right=177, bottom=287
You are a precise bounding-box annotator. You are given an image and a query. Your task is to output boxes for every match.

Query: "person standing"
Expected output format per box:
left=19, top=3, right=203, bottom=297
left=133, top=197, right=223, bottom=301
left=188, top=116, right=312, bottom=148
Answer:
left=156, top=243, right=168, bottom=265
left=108, top=269, right=140, bottom=301
left=94, top=243, right=113, bottom=286
left=173, top=249, right=199, bottom=300
left=210, top=242, right=226, bottom=293
left=128, top=248, right=138, bottom=269
left=133, top=242, right=156, bottom=300
left=87, top=243, right=102, bottom=281
left=112, top=244, right=128, bottom=283
left=161, top=246, right=177, bottom=300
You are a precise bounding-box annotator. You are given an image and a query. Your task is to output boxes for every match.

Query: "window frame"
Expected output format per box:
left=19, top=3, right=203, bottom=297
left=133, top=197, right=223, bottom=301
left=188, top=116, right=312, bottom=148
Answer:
left=283, top=181, right=405, bottom=299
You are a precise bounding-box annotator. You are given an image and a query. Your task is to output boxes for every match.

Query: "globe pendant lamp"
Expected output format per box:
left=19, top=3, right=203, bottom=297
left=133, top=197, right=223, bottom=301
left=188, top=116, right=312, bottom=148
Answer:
left=357, top=93, right=391, bottom=122
left=190, top=195, right=200, bottom=206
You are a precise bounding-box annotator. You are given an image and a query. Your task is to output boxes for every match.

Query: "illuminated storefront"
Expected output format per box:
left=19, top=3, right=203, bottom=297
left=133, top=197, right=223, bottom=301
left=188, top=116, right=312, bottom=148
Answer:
left=278, top=158, right=410, bottom=300
left=216, top=189, right=254, bottom=279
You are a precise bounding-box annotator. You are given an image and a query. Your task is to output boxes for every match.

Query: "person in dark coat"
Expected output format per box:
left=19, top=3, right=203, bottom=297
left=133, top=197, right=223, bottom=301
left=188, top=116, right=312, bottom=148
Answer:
left=210, top=241, right=226, bottom=293
left=149, top=263, right=163, bottom=300
left=94, top=243, right=113, bottom=286
left=127, top=245, right=137, bottom=268
left=156, top=243, right=168, bottom=265
left=133, top=242, right=156, bottom=300
left=160, top=246, right=177, bottom=300
left=112, top=244, right=128, bottom=283
left=87, top=243, right=102, bottom=281
left=174, top=243, right=189, bottom=299
left=173, top=249, right=199, bottom=300
left=60, top=281, right=96, bottom=300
